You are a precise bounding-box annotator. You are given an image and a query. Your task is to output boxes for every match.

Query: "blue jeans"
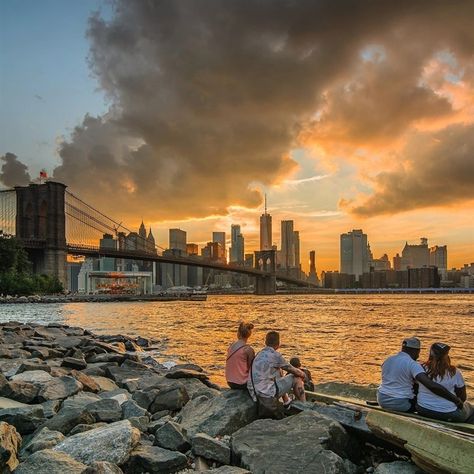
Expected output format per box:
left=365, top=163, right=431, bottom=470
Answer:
left=416, top=402, right=474, bottom=423
left=377, top=391, right=414, bottom=412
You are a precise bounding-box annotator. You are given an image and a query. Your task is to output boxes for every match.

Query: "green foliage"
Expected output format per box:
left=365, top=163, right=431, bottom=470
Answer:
left=0, top=235, right=63, bottom=295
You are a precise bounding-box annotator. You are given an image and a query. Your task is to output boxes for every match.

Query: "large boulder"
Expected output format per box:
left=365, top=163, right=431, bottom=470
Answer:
left=0, top=421, right=21, bottom=472
left=14, top=448, right=86, bottom=474
left=231, top=411, right=353, bottom=474
left=177, top=390, right=257, bottom=437
left=37, top=376, right=83, bottom=401
left=20, top=426, right=65, bottom=458
left=153, top=421, right=190, bottom=452
left=70, top=370, right=100, bottom=393
left=121, top=399, right=149, bottom=419
left=192, top=432, right=230, bottom=464
left=61, top=357, right=87, bottom=370
left=0, top=405, right=45, bottom=434
left=10, top=370, right=53, bottom=384
left=124, top=445, right=188, bottom=473
left=0, top=380, right=39, bottom=403
left=53, top=419, right=140, bottom=465
left=89, top=376, right=119, bottom=392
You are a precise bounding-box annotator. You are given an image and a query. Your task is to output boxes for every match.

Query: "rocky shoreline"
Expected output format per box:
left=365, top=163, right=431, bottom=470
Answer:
left=0, top=294, right=203, bottom=304
left=0, top=322, right=422, bottom=473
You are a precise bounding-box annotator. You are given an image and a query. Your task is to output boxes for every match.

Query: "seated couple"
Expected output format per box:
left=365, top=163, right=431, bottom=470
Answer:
left=225, top=322, right=308, bottom=408
left=378, top=337, right=474, bottom=424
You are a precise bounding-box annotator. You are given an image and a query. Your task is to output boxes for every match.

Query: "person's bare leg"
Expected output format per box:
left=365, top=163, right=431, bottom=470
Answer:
left=282, top=393, right=290, bottom=404
left=293, top=377, right=306, bottom=401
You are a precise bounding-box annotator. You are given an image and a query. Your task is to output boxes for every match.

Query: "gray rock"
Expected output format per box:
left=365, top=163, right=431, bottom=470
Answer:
left=41, top=406, right=95, bottom=435
left=63, top=392, right=102, bottom=411
left=14, top=448, right=86, bottom=474
left=20, top=427, right=65, bottom=458
left=61, top=357, right=87, bottom=370
left=69, top=422, right=108, bottom=436
left=0, top=405, right=45, bottom=434
left=53, top=419, right=141, bottom=465
left=151, top=410, right=170, bottom=421
left=54, top=336, right=83, bottom=349
left=104, top=366, right=147, bottom=385
left=34, top=327, right=67, bottom=339
left=149, top=385, right=189, bottom=412
left=147, top=416, right=172, bottom=435
left=122, top=399, right=149, bottom=419
left=10, top=370, right=53, bottom=384
left=178, top=390, right=257, bottom=437
left=165, top=368, right=209, bottom=381
left=192, top=432, right=230, bottom=464
left=374, top=461, right=424, bottom=474
left=37, top=376, right=83, bottom=401
left=98, top=388, right=131, bottom=404
left=231, top=411, right=352, bottom=474
left=0, top=421, right=22, bottom=472
left=83, top=461, right=124, bottom=473
left=178, top=377, right=221, bottom=400
left=154, top=421, right=190, bottom=452
left=87, top=398, right=122, bottom=423
left=211, top=467, right=251, bottom=474
left=70, top=369, right=101, bottom=393
left=17, top=361, right=51, bottom=373
left=41, top=399, right=62, bottom=418
left=128, top=416, right=149, bottom=432
left=125, top=445, right=188, bottom=473
left=87, top=353, right=126, bottom=364
left=132, top=389, right=160, bottom=411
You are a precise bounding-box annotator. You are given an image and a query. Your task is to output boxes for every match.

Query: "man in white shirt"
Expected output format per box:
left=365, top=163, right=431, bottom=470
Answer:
left=377, top=337, right=464, bottom=412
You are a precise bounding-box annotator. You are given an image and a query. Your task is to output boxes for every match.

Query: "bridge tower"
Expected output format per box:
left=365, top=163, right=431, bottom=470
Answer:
left=15, top=181, right=67, bottom=286
left=254, top=249, right=276, bottom=295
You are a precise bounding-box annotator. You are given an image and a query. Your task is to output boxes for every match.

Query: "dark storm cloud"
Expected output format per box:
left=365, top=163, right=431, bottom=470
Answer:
left=0, top=153, right=31, bottom=188
left=48, top=0, right=474, bottom=220
left=350, top=124, right=474, bottom=216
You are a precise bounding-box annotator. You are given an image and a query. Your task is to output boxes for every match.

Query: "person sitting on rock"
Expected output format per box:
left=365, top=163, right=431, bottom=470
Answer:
left=248, top=331, right=306, bottom=413
left=377, top=337, right=464, bottom=413
left=290, top=357, right=315, bottom=392
left=416, top=342, right=474, bottom=423
left=225, top=321, right=255, bottom=390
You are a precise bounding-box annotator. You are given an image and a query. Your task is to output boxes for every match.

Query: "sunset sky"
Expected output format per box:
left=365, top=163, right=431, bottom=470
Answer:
left=1, top=0, right=473, bottom=271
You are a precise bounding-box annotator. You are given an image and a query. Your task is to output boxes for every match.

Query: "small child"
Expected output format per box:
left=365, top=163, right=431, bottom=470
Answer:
left=290, top=356, right=315, bottom=392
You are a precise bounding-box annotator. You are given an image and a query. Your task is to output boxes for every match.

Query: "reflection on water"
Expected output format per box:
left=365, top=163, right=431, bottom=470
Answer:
left=0, top=295, right=473, bottom=388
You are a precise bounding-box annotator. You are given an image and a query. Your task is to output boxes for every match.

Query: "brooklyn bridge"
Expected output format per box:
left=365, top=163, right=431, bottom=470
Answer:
left=0, top=181, right=317, bottom=294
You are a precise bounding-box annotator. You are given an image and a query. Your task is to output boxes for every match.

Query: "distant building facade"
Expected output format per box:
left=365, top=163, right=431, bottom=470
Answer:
left=340, top=229, right=370, bottom=280
left=230, top=225, right=245, bottom=264
left=400, top=238, right=430, bottom=269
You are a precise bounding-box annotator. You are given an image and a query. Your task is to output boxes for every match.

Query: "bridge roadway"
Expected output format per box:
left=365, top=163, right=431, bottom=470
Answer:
left=66, top=244, right=316, bottom=288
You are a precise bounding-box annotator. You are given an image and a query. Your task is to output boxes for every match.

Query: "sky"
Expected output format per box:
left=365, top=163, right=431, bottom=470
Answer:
left=1, top=0, right=473, bottom=272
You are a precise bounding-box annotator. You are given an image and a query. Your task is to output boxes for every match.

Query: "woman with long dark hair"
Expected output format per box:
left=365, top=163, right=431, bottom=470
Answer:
left=416, top=342, right=474, bottom=423
left=225, top=321, right=255, bottom=389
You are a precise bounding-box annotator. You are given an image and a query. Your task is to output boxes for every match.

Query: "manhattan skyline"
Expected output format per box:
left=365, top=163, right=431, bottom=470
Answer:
left=1, top=1, right=473, bottom=271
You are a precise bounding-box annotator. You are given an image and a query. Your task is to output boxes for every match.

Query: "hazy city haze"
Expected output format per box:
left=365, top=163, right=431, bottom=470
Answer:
left=1, top=0, right=473, bottom=270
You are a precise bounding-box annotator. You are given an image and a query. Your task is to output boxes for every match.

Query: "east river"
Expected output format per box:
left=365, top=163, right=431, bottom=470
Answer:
left=1, top=294, right=473, bottom=389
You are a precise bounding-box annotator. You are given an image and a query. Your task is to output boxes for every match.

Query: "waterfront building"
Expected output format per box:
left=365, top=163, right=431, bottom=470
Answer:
left=294, top=230, right=300, bottom=270
left=340, top=229, right=370, bottom=280
left=430, top=245, right=447, bottom=271
left=371, top=254, right=391, bottom=271
left=202, top=242, right=220, bottom=261
left=230, top=224, right=245, bottom=264
left=259, top=195, right=272, bottom=251
left=322, top=271, right=355, bottom=289
left=400, top=237, right=430, bottom=269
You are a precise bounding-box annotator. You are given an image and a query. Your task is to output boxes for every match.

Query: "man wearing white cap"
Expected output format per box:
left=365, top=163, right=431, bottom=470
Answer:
left=377, top=337, right=464, bottom=412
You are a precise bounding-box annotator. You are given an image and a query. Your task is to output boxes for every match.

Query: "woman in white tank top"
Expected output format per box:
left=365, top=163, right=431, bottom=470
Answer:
left=416, top=342, right=474, bottom=423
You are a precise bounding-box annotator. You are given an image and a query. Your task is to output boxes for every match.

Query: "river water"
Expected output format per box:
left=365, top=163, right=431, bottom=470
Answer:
left=1, top=295, right=473, bottom=389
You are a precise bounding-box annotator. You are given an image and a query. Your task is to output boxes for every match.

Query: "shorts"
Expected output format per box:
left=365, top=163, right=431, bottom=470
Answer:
left=377, top=391, right=414, bottom=412
left=275, top=374, right=295, bottom=397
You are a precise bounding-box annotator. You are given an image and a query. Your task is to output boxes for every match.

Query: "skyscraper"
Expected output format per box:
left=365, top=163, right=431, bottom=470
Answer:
left=281, top=220, right=295, bottom=269
left=308, top=250, right=318, bottom=284
left=294, top=230, right=300, bottom=269
left=212, top=231, right=226, bottom=262
left=230, top=224, right=245, bottom=264
left=340, top=229, right=370, bottom=279
left=259, top=194, right=272, bottom=251
left=169, top=228, right=187, bottom=252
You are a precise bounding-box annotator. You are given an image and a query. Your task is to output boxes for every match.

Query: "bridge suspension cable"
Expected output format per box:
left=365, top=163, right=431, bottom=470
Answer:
left=65, top=190, right=166, bottom=252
